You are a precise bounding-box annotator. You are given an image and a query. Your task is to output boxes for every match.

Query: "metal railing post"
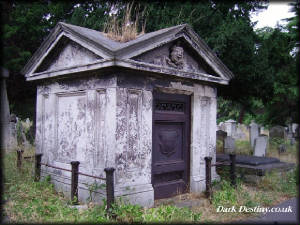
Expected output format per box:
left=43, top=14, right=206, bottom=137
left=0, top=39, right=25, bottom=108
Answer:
left=104, top=167, right=115, bottom=216
left=204, top=157, right=212, bottom=200
left=34, top=153, right=42, bottom=181
left=229, top=154, right=236, bottom=187
left=17, top=149, right=24, bottom=171
left=71, top=161, right=80, bottom=205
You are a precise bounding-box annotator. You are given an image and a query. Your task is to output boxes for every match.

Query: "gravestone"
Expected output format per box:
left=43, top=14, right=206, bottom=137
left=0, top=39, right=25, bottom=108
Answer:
left=217, top=122, right=225, bottom=132
left=269, top=126, right=286, bottom=139
left=234, top=123, right=247, bottom=140
left=0, top=67, right=11, bottom=151
left=254, top=135, right=268, bottom=157
left=292, top=123, right=299, bottom=138
left=216, top=130, right=227, bottom=140
left=216, top=130, right=227, bottom=153
left=224, top=136, right=235, bottom=154
left=250, top=121, right=259, bottom=148
left=9, top=114, right=17, bottom=149
left=224, top=119, right=236, bottom=137
left=278, top=144, right=286, bottom=154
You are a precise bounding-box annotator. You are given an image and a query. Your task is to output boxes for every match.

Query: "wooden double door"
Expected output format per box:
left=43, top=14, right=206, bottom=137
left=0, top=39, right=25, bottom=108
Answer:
left=152, top=91, right=190, bottom=199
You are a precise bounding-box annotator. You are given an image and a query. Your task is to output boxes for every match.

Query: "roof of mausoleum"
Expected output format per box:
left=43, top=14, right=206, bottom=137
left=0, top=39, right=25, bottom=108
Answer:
left=22, top=22, right=234, bottom=84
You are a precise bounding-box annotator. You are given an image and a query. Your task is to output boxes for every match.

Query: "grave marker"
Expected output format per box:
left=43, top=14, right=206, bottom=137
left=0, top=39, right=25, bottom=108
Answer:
left=250, top=121, right=259, bottom=148
left=254, top=135, right=268, bottom=157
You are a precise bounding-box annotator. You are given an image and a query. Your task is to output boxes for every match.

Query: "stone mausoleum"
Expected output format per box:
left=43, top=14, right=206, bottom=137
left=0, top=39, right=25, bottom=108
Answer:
left=22, top=22, right=234, bottom=207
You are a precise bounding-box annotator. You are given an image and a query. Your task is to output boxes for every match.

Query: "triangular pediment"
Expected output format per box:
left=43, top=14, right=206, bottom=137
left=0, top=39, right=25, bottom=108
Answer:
left=35, top=36, right=103, bottom=73
left=23, top=22, right=234, bottom=83
left=132, top=38, right=219, bottom=77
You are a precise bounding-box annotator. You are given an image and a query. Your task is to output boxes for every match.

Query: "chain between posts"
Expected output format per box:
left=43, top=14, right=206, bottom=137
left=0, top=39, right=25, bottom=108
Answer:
left=204, top=154, right=236, bottom=200
left=31, top=154, right=115, bottom=217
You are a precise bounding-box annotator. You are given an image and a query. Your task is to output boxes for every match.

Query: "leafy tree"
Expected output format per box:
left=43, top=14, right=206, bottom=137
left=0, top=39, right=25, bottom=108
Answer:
left=2, top=0, right=298, bottom=127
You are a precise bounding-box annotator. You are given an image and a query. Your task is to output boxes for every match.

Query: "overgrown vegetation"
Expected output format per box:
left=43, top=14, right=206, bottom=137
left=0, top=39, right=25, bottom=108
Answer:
left=218, top=137, right=298, bottom=164
left=3, top=151, right=202, bottom=223
left=3, top=145, right=297, bottom=223
left=2, top=1, right=298, bottom=125
left=209, top=166, right=298, bottom=222
left=102, top=2, right=146, bottom=42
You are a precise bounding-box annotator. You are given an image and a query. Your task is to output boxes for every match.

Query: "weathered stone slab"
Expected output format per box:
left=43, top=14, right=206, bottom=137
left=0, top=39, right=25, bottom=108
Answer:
left=224, top=136, right=235, bottom=154
left=269, top=125, right=286, bottom=139
left=254, top=135, right=268, bottom=157
left=216, top=154, right=280, bottom=166
left=224, top=119, right=236, bottom=137
left=250, top=121, right=259, bottom=148
left=216, top=130, right=227, bottom=140
left=292, top=123, right=299, bottom=138
left=234, top=123, right=248, bottom=140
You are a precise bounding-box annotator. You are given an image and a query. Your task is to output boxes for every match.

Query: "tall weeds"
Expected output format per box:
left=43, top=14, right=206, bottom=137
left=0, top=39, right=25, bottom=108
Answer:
left=103, top=2, right=147, bottom=42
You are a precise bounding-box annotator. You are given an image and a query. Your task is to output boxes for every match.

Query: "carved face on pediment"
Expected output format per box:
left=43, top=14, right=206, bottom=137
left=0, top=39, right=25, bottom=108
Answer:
left=167, top=44, right=184, bottom=69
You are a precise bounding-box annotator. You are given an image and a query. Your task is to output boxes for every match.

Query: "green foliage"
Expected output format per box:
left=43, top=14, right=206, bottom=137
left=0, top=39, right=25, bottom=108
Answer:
left=269, top=137, right=285, bottom=146
left=217, top=97, right=241, bottom=123
left=143, top=205, right=201, bottom=223
left=3, top=151, right=202, bottom=223
left=83, top=181, right=106, bottom=202
left=235, top=140, right=253, bottom=155
left=258, top=170, right=298, bottom=197
left=212, top=180, right=237, bottom=208
left=3, top=1, right=298, bottom=126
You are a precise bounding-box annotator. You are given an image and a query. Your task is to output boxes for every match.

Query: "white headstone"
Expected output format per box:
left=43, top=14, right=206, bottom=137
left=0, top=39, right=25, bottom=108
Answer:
left=224, top=136, right=235, bottom=154
left=250, top=121, right=259, bottom=148
left=224, top=119, right=236, bottom=137
left=254, top=135, right=268, bottom=157
left=292, top=123, right=299, bottom=138
left=292, top=123, right=299, bottom=133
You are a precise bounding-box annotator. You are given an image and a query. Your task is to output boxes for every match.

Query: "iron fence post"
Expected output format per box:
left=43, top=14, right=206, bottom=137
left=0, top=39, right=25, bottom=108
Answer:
left=17, top=149, right=24, bottom=171
left=204, top=157, right=212, bottom=200
left=104, top=167, right=115, bottom=217
left=229, top=154, right=236, bottom=187
left=71, top=161, right=80, bottom=205
left=34, top=153, right=42, bottom=181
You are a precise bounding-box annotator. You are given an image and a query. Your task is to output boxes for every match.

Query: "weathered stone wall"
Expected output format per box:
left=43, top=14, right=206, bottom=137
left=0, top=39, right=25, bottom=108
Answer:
left=36, top=74, right=117, bottom=203
left=36, top=71, right=218, bottom=207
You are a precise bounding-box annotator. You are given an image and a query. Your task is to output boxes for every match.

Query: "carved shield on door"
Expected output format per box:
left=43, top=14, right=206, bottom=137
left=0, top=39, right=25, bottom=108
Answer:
left=158, top=130, right=179, bottom=157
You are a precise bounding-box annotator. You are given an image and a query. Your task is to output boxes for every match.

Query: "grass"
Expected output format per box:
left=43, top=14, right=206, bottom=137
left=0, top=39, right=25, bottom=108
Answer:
left=103, top=2, right=146, bottom=42
left=3, top=150, right=202, bottom=223
left=198, top=167, right=298, bottom=223
left=231, top=137, right=298, bottom=164
left=3, top=140, right=298, bottom=223
left=267, top=138, right=298, bottom=163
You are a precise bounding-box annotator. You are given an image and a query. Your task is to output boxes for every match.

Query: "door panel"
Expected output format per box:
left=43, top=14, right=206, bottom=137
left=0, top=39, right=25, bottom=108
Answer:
left=152, top=92, right=190, bottom=199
